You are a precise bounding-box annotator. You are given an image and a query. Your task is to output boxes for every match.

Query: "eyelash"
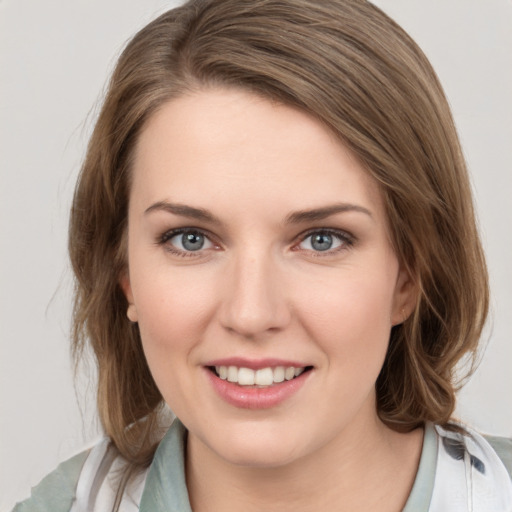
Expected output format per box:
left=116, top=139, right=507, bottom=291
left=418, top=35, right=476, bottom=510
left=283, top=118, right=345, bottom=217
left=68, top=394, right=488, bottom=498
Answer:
left=157, top=228, right=217, bottom=258
left=295, top=228, right=355, bottom=257
left=157, top=227, right=355, bottom=258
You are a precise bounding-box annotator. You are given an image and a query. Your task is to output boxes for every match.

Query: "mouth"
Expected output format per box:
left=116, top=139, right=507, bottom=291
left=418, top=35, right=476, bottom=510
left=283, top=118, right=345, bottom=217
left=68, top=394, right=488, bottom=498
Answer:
left=204, top=361, right=313, bottom=409
left=207, top=365, right=313, bottom=387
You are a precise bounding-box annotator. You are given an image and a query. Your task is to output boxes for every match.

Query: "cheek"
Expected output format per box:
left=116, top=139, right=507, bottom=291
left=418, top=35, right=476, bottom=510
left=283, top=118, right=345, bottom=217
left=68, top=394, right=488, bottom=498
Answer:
left=298, top=268, right=396, bottom=362
left=131, top=271, right=215, bottom=409
left=130, top=263, right=219, bottom=362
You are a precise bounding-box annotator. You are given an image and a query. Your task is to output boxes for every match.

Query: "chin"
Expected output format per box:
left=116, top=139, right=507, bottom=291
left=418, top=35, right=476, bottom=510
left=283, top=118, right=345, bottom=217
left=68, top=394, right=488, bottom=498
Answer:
left=207, top=422, right=308, bottom=469
left=221, top=444, right=301, bottom=469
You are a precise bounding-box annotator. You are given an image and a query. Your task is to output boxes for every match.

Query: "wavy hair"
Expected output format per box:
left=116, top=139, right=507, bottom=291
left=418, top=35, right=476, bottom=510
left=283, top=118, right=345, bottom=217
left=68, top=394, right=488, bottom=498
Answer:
left=69, top=0, right=489, bottom=478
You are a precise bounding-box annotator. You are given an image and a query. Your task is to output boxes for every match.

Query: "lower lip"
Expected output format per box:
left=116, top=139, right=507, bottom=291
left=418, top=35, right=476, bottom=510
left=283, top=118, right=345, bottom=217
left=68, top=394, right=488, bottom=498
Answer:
left=205, top=368, right=311, bottom=409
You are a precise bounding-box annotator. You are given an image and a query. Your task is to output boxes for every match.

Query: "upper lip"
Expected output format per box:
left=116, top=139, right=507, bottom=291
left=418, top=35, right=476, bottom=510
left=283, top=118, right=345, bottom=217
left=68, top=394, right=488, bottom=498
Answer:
left=203, top=357, right=310, bottom=370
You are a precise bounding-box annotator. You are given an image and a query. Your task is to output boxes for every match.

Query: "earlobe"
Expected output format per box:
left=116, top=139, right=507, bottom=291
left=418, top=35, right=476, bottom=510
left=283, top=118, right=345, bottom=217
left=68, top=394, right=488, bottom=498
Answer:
left=127, top=303, right=138, bottom=323
left=120, top=272, right=138, bottom=323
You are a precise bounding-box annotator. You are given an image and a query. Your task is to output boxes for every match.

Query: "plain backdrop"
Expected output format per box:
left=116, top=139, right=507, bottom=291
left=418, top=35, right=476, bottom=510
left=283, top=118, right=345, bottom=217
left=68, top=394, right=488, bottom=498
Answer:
left=1, top=1, right=511, bottom=510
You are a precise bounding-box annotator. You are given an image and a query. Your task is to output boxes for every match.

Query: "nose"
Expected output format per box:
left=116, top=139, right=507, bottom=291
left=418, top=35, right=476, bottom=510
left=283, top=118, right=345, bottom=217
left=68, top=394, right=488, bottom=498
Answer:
left=219, top=250, right=291, bottom=339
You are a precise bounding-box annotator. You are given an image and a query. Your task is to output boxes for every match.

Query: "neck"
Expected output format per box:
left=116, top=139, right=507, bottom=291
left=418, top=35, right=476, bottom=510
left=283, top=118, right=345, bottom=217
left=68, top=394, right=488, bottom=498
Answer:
left=186, top=407, right=423, bottom=512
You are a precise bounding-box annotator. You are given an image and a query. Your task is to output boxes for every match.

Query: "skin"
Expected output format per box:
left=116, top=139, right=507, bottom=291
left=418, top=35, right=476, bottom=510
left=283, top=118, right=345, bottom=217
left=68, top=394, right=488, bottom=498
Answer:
left=122, top=88, right=422, bottom=511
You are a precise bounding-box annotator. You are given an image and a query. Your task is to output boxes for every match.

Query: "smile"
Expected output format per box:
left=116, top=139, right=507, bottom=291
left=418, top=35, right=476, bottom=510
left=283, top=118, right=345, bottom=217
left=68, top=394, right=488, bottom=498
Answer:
left=204, top=358, right=313, bottom=409
left=212, top=365, right=308, bottom=387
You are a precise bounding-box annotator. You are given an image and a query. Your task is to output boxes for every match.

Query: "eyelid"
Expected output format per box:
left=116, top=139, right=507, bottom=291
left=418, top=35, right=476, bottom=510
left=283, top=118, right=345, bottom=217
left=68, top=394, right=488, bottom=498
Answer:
left=159, top=226, right=209, bottom=243
left=293, top=228, right=355, bottom=254
left=157, top=227, right=220, bottom=256
left=156, top=226, right=354, bottom=257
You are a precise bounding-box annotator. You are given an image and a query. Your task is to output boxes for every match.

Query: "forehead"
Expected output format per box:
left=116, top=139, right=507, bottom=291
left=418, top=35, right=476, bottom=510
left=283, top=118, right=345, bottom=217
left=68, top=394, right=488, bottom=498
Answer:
left=131, top=87, right=385, bottom=222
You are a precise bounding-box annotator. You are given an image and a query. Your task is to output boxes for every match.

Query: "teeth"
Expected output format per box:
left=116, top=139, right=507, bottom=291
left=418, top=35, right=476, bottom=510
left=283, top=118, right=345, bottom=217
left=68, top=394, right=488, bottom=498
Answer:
left=273, top=366, right=285, bottom=383
left=227, top=366, right=238, bottom=382
left=255, top=368, right=273, bottom=386
left=238, top=367, right=255, bottom=385
left=214, top=365, right=306, bottom=386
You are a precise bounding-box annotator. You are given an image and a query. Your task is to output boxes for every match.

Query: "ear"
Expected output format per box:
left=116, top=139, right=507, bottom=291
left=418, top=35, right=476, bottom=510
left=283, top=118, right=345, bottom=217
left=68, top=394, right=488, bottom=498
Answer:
left=391, top=266, right=418, bottom=326
left=119, top=271, right=138, bottom=323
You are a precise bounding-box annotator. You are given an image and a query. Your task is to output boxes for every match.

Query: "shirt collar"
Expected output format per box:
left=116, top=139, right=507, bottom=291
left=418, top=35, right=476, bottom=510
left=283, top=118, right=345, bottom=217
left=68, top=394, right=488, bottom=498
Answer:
left=402, top=422, right=437, bottom=512
left=139, top=418, right=192, bottom=512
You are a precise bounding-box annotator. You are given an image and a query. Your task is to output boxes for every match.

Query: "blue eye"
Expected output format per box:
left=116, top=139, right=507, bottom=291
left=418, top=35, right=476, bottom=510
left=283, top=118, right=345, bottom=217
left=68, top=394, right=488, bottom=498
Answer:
left=165, top=230, right=214, bottom=252
left=298, top=231, right=347, bottom=252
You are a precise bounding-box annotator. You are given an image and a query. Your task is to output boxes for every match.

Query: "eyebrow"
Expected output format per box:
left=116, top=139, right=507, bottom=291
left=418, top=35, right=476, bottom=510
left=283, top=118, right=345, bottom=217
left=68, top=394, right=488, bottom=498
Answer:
left=144, top=201, right=372, bottom=225
left=285, top=203, right=373, bottom=224
left=144, top=201, right=221, bottom=224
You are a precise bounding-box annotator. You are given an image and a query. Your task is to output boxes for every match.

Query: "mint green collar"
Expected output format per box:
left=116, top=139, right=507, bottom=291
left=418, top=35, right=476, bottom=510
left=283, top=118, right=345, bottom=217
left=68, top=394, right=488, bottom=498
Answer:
left=139, top=419, right=192, bottom=512
left=402, top=422, right=437, bottom=512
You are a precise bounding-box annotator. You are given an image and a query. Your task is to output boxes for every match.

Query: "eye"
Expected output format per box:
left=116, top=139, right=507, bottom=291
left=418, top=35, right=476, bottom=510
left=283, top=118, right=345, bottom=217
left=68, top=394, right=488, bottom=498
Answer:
left=161, top=229, right=215, bottom=254
left=297, top=230, right=351, bottom=253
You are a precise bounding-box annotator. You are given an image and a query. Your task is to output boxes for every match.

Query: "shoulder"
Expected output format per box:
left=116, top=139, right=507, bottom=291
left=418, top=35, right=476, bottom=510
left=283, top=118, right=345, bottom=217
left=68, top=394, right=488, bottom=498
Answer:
left=484, top=434, right=512, bottom=480
left=11, top=448, right=91, bottom=512
left=430, top=423, right=512, bottom=511
left=436, top=423, right=512, bottom=480
left=12, top=437, right=150, bottom=512
left=10, top=438, right=141, bottom=512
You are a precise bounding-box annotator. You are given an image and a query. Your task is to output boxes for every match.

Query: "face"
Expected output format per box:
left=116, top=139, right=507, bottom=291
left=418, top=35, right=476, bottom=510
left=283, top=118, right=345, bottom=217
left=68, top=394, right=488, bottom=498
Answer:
left=122, top=88, right=415, bottom=469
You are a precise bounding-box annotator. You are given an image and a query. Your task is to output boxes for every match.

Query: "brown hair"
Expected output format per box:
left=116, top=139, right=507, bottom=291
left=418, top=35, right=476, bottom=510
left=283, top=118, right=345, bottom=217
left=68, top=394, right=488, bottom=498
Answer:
left=69, top=0, right=488, bottom=474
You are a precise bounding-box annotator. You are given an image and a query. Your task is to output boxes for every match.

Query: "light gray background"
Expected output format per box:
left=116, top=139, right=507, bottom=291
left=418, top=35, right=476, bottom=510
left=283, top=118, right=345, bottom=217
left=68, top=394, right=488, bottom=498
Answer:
left=1, top=1, right=511, bottom=509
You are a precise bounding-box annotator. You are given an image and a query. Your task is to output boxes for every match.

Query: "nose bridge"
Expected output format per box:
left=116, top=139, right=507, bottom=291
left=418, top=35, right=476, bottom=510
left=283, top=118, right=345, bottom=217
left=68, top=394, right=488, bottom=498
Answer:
left=220, top=245, right=290, bottom=337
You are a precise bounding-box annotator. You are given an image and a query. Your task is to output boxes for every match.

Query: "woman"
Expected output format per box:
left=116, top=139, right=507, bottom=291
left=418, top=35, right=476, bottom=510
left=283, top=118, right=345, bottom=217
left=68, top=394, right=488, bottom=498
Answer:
left=12, top=0, right=512, bottom=511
